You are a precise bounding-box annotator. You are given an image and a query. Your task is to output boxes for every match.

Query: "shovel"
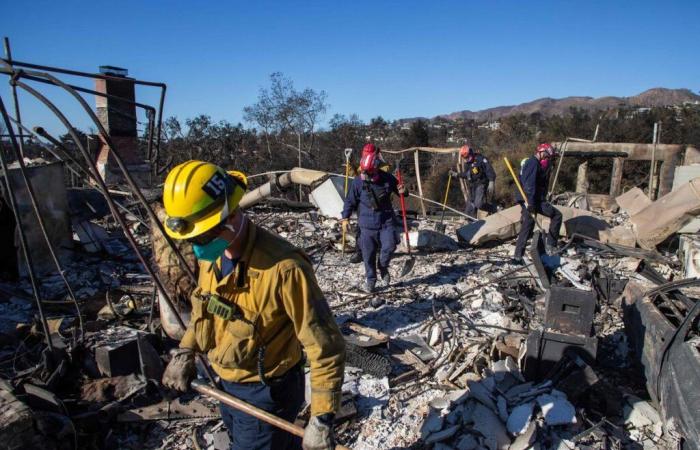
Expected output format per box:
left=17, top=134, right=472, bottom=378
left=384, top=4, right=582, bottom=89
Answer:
left=395, top=161, right=415, bottom=277
left=341, top=148, right=352, bottom=254
left=435, top=171, right=452, bottom=234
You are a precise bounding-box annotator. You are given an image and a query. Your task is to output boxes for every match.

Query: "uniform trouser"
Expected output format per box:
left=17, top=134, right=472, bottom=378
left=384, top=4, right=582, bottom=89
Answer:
left=360, top=222, right=398, bottom=283
left=513, top=201, right=563, bottom=258
left=353, top=227, right=362, bottom=258
left=219, top=364, right=305, bottom=450
left=466, top=182, right=488, bottom=218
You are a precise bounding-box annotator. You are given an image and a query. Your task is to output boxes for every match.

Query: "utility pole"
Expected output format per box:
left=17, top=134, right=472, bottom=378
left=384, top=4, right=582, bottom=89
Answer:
left=649, top=122, right=661, bottom=200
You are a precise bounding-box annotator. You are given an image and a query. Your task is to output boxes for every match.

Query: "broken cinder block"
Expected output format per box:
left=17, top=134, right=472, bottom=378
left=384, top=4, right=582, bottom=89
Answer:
left=95, top=339, right=140, bottom=377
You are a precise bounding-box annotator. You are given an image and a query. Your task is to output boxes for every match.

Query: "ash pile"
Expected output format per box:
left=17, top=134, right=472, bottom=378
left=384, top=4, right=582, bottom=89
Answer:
left=1, top=162, right=700, bottom=450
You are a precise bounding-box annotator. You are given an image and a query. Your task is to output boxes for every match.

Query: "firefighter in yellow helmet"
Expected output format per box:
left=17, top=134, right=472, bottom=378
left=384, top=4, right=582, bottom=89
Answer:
left=161, top=161, right=345, bottom=450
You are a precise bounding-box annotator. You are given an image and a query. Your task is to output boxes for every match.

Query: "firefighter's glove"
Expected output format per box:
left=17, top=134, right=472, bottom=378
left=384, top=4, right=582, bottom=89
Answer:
left=526, top=204, right=536, bottom=214
left=397, top=184, right=407, bottom=195
left=340, top=218, right=349, bottom=233
left=162, top=348, right=195, bottom=391
left=449, top=170, right=458, bottom=177
left=487, top=181, right=495, bottom=198
left=303, top=415, right=334, bottom=450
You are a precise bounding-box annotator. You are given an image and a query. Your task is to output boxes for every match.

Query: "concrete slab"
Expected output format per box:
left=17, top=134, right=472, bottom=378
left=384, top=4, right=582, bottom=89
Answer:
left=506, top=402, right=535, bottom=435
left=616, top=187, right=652, bottom=216
left=631, top=177, right=700, bottom=250
left=472, top=403, right=511, bottom=449
left=456, top=205, right=608, bottom=246
left=600, top=226, right=637, bottom=247
left=536, top=393, right=577, bottom=426
left=309, top=176, right=346, bottom=219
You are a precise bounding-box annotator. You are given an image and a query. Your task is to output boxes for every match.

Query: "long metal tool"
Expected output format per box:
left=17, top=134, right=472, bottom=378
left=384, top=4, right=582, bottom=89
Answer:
left=435, top=171, right=452, bottom=233
left=503, top=156, right=547, bottom=235
left=191, top=380, right=351, bottom=450
left=341, top=148, right=352, bottom=254
left=395, top=160, right=415, bottom=277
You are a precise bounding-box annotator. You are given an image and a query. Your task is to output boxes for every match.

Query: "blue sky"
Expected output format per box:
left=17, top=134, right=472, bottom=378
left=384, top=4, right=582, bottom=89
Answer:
left=2, top=0, right=699, bottom=135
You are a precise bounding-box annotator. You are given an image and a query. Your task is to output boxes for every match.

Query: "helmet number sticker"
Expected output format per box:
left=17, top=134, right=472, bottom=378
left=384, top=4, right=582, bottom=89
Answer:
left=203, top=172, right=228, bottom=199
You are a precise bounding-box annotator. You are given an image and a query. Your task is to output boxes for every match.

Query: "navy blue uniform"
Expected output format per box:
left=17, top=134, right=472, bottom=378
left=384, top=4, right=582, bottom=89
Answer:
left=342, top=171, right=400, bottom=283
left=513, top=156, right=562, bottom=258
left=455, top=154, right=496, bottom=217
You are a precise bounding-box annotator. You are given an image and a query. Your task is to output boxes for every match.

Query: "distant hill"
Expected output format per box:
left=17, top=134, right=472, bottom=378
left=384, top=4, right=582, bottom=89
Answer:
left=435, top=88, right=700, bottom=122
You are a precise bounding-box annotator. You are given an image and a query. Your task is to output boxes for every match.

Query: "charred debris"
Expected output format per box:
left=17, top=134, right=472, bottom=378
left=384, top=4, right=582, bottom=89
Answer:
left=1, top=54, right=700, bottom=450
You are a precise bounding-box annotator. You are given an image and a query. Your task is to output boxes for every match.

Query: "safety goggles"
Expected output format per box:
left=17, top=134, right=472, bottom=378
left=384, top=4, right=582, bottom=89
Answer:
left=186, top=223, right=224, bottom=246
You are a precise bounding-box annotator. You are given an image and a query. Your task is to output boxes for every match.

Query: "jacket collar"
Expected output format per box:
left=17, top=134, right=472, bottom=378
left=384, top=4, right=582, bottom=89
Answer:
left=207, top=220, right=258, bottom=289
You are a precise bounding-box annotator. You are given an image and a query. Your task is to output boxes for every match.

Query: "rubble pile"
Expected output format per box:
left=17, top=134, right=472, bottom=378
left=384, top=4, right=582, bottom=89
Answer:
left=1, top=171, right=699, bottom=449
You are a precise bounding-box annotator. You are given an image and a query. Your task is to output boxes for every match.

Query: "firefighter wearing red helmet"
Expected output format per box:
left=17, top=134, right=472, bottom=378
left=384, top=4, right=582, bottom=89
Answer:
left=341, top=143, right=406, bottom=293
left=513, top=143, right=562, bottom=262
left=450, top=145, right=496, bottom=217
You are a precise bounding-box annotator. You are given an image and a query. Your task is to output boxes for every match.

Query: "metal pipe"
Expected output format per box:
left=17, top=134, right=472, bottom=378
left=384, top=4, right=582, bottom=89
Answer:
left=31, top=125, right=94, bottom=178
left=0, top=69, right=157, bottom=112
left=3, top=38, right=24, bottom=158
left=0, top=98, right=53, bottom=350
left=8, top=117, right=88, bottom=180
left=191, top=380, right=351, bottom=450
left=3, top=58, right=166, bottom=87
left=10, top=77, right=218, bottom=386
left=239, top=167, right=328, bottom=209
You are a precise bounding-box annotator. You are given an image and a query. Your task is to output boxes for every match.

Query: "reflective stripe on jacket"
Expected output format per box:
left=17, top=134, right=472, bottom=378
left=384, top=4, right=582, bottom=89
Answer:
left=180, top=222, right=346, bottom=415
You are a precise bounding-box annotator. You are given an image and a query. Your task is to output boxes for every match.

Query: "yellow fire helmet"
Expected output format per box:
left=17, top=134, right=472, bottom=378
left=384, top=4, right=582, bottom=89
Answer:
left=162, top=160, right=248, bottom=240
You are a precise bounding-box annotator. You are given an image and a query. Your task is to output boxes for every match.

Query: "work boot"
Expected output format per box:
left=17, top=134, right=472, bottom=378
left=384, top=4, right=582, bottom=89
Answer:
left=349, top=252, right=362, bottom=263
left=378, top=271, right=391, bottom=289
left=510, top=256, right=524, bottom=265
left=362, top=279, right=376, bottom=294
left=544, top=239, right=558, bottom=256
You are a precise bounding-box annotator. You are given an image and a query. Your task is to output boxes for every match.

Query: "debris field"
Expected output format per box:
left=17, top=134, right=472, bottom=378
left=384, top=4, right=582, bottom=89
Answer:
left=0, top=56, right=699, bottom=450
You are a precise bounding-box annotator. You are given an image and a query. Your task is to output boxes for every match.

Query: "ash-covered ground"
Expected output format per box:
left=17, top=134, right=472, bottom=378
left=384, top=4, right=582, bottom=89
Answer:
left=0, top=205, right=685, bottom=450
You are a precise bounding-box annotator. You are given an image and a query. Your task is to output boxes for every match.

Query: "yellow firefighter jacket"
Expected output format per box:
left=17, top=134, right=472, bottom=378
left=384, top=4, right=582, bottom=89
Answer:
left=179, top=221, right=346, bottom=415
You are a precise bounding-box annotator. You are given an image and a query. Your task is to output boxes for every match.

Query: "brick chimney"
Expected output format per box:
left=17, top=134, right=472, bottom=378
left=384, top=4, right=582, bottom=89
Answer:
left=95, top=66, right=147, bottom=184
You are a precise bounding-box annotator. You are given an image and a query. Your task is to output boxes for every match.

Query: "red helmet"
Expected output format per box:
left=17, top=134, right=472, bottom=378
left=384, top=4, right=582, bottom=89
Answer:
left=536, top=143, right=556, bottom=158
left=460, top=145, right=474, bottom=160
left=360, top=143, right=380, bottom=172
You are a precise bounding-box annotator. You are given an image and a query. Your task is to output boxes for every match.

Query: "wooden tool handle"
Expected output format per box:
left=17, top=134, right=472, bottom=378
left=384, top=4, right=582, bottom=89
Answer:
left=191, top=380, right=352, bottom=450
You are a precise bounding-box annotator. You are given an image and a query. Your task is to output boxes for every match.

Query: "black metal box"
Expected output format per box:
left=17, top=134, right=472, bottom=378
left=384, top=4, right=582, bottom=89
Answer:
left=544, top=285, right=596, bottom=336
